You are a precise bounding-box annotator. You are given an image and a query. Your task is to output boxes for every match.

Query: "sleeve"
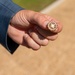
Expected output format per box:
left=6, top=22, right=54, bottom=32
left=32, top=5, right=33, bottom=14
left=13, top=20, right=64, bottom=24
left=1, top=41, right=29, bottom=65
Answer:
left=0, top=0, right=24, bottom=54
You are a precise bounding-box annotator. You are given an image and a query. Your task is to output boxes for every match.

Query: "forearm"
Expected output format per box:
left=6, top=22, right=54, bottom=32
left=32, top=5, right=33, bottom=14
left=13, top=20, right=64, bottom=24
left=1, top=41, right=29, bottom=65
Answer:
left=0, top=0, right=23, bottom=53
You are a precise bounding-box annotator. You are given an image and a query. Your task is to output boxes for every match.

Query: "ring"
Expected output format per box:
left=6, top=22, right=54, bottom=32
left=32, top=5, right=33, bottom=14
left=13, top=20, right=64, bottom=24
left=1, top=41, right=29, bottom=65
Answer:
left=47, top=22, right=58, bottom=31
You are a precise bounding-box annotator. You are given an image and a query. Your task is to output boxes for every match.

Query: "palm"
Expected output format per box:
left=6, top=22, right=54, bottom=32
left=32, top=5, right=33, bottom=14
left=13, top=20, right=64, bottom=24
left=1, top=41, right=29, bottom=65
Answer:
left=8, top=24, right=27, bottom=45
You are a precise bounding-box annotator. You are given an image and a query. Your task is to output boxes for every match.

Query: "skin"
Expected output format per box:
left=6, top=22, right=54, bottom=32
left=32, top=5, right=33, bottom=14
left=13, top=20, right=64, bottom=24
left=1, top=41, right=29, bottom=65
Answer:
left=7, top=10, right=62, bottom=50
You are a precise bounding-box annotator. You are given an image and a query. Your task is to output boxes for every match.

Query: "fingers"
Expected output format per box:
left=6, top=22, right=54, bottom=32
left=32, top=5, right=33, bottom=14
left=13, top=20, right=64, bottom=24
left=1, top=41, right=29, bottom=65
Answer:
left=41, top=14, right=63, bottom=33
left=23, top=31, right=49, bottom=50
left=10, top=10, right=62, bottom=50
left=11, top=10, right=62, bottom=33
left=28, top=29, right=49, bottom=46
left=23, top=26, right=58, bottom=50
left=32, top=12, right=63, bottom=33
left=34, top=26, right=58, bottom=40
left=23, top=33, right=40, bottom=50
left=32, top=12, right=49, bottom=29
left=47, top=18, right=63, bottom=33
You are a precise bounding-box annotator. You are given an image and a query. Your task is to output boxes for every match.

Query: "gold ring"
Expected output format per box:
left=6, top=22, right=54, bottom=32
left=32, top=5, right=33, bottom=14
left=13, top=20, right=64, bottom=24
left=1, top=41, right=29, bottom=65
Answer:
left=47, top=22, right=58, bottom=31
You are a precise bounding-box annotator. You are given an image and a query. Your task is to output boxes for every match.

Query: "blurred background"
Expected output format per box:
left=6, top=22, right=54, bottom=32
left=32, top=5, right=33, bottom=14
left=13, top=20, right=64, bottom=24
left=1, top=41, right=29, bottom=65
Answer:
left=0, top=0, right=75, bottom=75
left=13, top=0, right=56, bottom=11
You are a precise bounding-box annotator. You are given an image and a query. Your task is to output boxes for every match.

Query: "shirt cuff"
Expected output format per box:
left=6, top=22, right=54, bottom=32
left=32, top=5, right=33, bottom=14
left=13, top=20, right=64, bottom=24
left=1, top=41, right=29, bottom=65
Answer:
left=0, top=0, right=24, bottom=54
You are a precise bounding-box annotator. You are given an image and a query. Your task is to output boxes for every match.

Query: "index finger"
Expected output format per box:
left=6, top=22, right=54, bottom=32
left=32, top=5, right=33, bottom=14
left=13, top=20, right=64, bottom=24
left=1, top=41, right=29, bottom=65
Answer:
left=32, top=12, right=62, bottom=33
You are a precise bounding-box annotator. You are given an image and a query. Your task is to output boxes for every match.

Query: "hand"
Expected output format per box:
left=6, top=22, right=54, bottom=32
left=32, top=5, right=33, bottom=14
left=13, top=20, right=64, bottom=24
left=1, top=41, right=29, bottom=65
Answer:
left=8, top=10, right=62, bottom=50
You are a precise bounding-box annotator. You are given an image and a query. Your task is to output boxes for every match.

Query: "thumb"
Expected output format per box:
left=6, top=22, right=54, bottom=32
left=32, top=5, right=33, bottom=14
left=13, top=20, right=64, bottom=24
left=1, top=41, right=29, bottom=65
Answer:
left=26, top=11, right=63, bottom=33
left=10, top=10, right=62, bottom=33
left=46, top=19, right=63, bottom=33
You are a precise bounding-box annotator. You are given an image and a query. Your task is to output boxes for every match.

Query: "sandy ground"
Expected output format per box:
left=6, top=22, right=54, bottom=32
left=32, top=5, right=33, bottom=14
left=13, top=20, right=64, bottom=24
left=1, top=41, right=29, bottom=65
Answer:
left=0, top=0, right=75, bottom=75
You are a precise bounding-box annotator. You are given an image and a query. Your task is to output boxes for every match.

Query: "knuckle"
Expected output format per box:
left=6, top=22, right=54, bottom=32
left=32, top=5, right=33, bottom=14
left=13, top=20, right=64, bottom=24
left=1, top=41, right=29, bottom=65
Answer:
left=34, top=13, right=46, bottom=23
left=34, top=12, right=40, bottom=19
left=27, top=38, right=41, bottom=50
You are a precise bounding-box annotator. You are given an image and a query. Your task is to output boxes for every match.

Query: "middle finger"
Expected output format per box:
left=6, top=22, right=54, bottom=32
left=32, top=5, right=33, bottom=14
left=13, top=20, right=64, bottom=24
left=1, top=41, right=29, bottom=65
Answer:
left=34, top=26, right=58, bottom=40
